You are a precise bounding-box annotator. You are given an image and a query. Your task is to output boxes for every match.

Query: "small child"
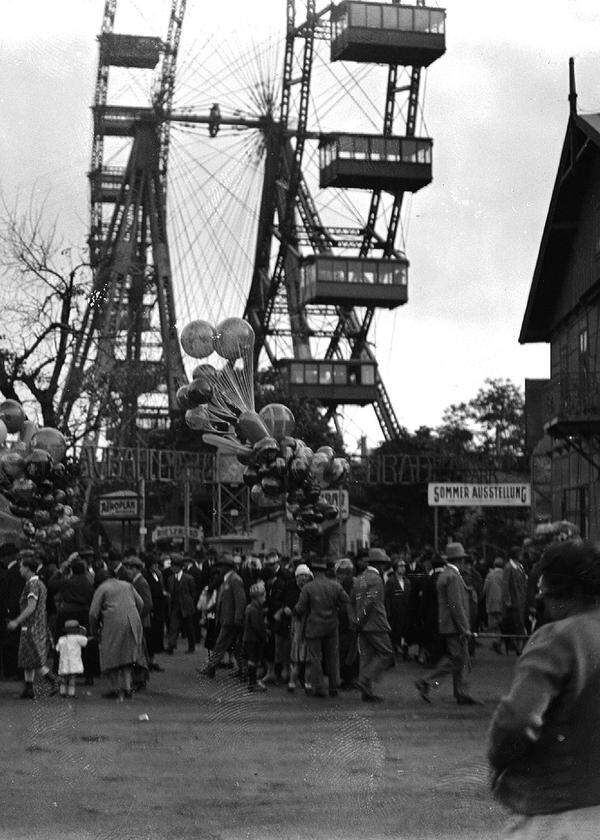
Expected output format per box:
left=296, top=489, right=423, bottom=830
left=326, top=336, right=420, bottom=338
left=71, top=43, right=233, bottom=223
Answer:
left=56, top=620, right=89, bottom=698
left=242, top=581, right=268, bottom=693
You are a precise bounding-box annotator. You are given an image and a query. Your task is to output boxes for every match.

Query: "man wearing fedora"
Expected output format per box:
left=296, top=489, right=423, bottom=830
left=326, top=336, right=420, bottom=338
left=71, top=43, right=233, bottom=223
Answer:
left=124, top=554, right=154, bottom=686
left=166, top=553, right=197, bottom=654
left=295, top=559, right=350, bottom=698
left=415, top=542, right=481, bottom=705
left=199, top=553, right=246, bottom=678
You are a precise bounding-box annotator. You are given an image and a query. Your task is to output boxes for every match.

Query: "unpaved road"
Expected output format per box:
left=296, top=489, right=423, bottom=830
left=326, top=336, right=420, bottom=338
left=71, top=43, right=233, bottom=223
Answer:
left=0, top=647, right=515, bottom=840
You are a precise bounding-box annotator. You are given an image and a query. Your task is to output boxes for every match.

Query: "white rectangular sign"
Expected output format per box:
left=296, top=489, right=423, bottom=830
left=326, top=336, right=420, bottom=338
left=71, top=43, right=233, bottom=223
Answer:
left=99, top=495, right=140, bottom=519
left=427, top=483, right=531, bottom=507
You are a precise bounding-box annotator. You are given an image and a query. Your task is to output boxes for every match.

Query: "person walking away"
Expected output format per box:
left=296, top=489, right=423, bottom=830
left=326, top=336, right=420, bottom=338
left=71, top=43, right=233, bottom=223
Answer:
left=197, top=569, right=222, bottom=654
left=55, top=619, right=88, bottom=698
left=166, top=554, right=197, bottom=654
left=502, top=548, right=528, bottom=654
left=124, top=555, right=153, bottom=689
left=461, top=555, right=484, bottom=657
left=415, top=543, right=480, bottom=705
left=354, top=556, right=393, bottom=702
left=89, top=570, right=146, bottom=699
left=288, top=563, right=313, bottom=692
left=262, top=551, right=296, bottom=684
left=55, top=558, right=95, bottom=683
left=483, top=558, right=505, bottom=654
left=295, top=559, right=350, bottom=698
left=199, top=554, right=246, bottom=678
left=7, top=550, right=59, bottom=699
left=243, top=581, right=268, bottom=693
left=334, top=558, right=359, bottom=690
left=384, top=557, right=412, bottom=660
left=488, top=540, right=600, bottom=838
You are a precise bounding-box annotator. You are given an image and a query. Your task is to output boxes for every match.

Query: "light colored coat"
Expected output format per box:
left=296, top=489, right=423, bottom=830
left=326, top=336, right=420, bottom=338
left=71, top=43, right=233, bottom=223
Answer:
left=483, top=568, right=504, bottom=615
left=436, top=564, right=470, bottom=636
left=89, top=578, right=145, bottom=673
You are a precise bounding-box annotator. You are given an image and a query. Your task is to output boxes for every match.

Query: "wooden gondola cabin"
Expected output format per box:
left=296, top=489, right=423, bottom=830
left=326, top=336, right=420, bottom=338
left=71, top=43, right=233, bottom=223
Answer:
left=319, top=134, right=432, bottom=193
left=520, top=80, right=600, bottom=538
left=277, top=359, right=378, bottom=405
left=299, top=255, right=408, bottom=308
left=330, top=2, right=446, bottom=67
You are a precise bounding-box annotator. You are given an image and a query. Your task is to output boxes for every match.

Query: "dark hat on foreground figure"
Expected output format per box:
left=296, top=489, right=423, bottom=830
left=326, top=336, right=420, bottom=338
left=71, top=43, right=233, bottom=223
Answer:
left=443, top=542, right=468, bottom=562
left=217, top=553, right=236, bottom=568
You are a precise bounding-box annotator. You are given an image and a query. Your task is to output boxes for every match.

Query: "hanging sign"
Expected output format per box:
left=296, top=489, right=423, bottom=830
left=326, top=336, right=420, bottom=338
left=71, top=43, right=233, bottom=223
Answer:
left=152, top=525, right=204, bottom=543
left=320, top=489, right=350, bottom=519
left=427, top=483, right=531, bottom=507
left=99, top=493, right=140, bottom=520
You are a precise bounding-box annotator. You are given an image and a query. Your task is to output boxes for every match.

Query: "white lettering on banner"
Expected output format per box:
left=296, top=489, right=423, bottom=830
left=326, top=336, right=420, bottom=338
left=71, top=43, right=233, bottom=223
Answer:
left=152, top=525, right=203, bottom=543
left=427, top=483, right=531, bottom=507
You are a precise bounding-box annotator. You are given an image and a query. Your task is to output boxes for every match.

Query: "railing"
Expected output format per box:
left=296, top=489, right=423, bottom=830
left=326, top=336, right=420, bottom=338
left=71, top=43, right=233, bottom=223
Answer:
left=544, top=373, right=600, bottom=419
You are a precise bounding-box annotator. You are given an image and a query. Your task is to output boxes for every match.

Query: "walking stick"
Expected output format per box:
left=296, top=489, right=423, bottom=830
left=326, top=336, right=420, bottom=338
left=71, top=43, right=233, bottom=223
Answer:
left=473, top=632, right=530, bottom=640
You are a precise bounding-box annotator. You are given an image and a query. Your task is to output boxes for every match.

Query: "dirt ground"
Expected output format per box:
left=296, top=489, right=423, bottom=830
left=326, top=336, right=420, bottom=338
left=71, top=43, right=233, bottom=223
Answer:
left=0, top=644, right=517, bottom=840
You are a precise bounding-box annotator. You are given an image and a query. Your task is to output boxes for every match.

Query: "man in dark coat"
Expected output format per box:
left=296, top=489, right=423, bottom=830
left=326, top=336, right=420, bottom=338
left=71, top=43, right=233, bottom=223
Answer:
left=200, top=554, right=246, bottom=678
left=166, top=553, right=197, bottom=653
left=384, top=557, right=412, bottom=657
left=145, top=554, right=167, bottom=662
left=295, top=560, right=350, bottom=698
left=263, top=551, right=297, bottom=684
left=124, top=554, right=154, bottom=688
left=502, top=547, right=528, bottom=654
left=415, top=543, right=480, bottom=705
left=0, top=544, right=24, bottom=678
left=354, top=557, right=393, bottom=702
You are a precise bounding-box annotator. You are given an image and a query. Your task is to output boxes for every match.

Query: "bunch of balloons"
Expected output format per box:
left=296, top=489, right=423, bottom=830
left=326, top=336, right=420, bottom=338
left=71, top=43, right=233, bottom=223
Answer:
left=0, top=399, right=79, bottom=549
left=178, top=318, right=349, bottom=532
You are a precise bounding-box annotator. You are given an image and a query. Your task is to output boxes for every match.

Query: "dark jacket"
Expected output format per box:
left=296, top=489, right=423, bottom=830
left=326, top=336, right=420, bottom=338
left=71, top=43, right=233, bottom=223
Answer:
left=295, top=574, right=350, bottom=639
left=384, top=574, right=412, bottom=639
left=132, top=572, right=153, bottom=629
left=488, top=607, right=600, bottom=815
left=57, top=574, right=95, bottom=614
left=168, top=571, right=196, bottom=618
left=216, top=571, right=246, bottom=627
left=436, top=565, right=470, bottom=636
left=242, top=601, right=267, bottom=648
left=353, top=568, right=391, bottom=634
left=4, top=562, right=24, bottom=622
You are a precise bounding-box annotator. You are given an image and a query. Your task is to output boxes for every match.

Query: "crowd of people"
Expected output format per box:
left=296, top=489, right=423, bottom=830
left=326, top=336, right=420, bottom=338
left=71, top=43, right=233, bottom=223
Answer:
left=0, top=538, right=538, bottom=702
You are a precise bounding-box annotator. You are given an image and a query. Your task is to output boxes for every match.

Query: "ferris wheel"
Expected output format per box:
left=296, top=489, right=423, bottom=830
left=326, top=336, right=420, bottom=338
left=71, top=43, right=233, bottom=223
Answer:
left=58, top=0, right=446, bottom=447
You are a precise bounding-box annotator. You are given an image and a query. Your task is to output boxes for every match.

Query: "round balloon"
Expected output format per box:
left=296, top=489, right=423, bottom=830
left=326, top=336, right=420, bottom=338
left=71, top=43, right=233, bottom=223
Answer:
left=0, top=450, right=25, bottom=478
left=31, top=428, right=67, bottom=462
left=192, top=363, right=217, bottom=381
left=25, top=449, right=54, bottom=481
left=19, top=419, right=37, bottom=447
left=180, top=320, right=214, bottom=359
left=185, top=406, right=212, bottom=431
left=176, top=385, right=192, bottom=410
left=187, top=377, right=213, bottom=406
left=213, top=318, right=255, bottom=361
left=0, top=419, right=7, bottom=447
left=236, top=411, right=271, bottom=445
left=11, top=477, right=37, bottom=503
left=259, top=404, right=295, bottom=441
left=253, top=436, right=279, bottom=464
left=0, top=400, right=26, bottom=434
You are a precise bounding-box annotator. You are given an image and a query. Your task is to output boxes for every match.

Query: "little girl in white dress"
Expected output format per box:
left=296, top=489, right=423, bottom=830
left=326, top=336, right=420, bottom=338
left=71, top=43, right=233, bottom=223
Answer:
left=56, top=620, right=88, bottom=698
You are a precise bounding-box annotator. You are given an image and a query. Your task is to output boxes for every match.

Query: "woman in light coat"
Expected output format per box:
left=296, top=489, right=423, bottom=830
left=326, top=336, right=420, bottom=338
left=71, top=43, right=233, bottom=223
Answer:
left=89, top=570, right=145, bottom=699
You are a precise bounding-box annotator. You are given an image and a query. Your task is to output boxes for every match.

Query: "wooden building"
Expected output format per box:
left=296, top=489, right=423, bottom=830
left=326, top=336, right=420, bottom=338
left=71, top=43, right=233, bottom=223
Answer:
left=520, top=63, right=600, bottom=537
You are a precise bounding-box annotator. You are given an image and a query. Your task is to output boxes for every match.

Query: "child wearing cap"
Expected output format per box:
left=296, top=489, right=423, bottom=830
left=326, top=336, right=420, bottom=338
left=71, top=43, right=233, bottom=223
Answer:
left=56, top=620, right=89, bottom=698
left=243, top=581, right=268, bottom=693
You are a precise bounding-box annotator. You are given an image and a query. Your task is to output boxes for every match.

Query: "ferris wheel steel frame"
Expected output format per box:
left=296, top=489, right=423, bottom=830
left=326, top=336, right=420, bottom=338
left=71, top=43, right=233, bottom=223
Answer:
left=61, top=0, right=438, bottom=447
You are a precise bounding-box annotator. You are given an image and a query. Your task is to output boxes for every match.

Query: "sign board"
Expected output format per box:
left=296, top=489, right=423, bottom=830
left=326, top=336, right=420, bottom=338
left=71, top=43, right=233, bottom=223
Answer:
left=427, top=483, right=531, bottom=507
left=320, top=489, right=350, bottom=519
left=99, top=493, right=140, bottom=520
left=152, top=525, right=204, bottom=543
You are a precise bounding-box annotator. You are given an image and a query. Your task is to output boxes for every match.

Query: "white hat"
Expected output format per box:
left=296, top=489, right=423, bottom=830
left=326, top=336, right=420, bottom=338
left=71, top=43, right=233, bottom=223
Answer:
left=295, top=563, right=313, bottom=579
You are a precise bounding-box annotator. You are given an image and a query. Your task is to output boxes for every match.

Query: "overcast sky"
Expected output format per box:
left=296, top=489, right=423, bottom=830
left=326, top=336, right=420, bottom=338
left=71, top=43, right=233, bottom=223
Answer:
left=2, top=0, right=600, bottom=448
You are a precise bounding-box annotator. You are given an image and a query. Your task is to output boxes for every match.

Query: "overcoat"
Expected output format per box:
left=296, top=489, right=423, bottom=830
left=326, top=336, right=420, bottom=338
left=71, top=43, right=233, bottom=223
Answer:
left=89, top=578, right=145, bottom=672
